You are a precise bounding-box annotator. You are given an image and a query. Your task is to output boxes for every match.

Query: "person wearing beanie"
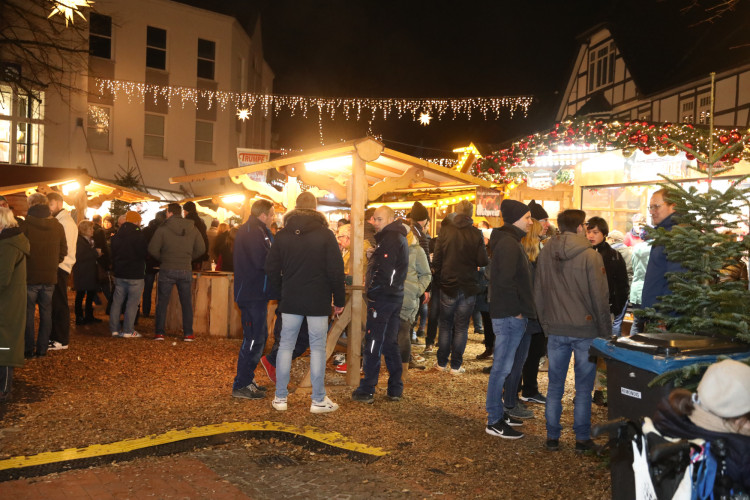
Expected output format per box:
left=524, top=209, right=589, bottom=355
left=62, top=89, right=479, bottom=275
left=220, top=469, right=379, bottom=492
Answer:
left=485, top=199, right=535, bottom=439
left=527, top=200, right=550, bottom=236
left=109, top=210, right=148, bottom=338
left=47, top=191, right=77, bottom=351
left=408, top=201, right=431, bottom=345
left=266, top=191, right=344, bottom=414
left=182, top=201, right=210, bottom=271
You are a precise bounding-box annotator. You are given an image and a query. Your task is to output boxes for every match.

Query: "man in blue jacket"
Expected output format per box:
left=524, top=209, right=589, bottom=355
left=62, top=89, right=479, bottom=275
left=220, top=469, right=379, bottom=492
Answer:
left=109, top=211, right=147, bottom=338
left=352, top=206, right=409, bottom=403
left=232, top=199, right=275, bottom=400
left=642, top=188, right=683, bottom=312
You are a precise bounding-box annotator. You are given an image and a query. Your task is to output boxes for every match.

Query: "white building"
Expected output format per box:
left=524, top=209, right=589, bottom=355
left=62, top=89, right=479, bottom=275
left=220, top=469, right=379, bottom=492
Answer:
left=1, top=0, right=274, bottom=198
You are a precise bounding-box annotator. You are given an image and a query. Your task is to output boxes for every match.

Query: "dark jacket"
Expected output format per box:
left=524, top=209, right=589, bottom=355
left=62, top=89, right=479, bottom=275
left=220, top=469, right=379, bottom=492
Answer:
left=92, top=223, right=110, bottom=271
left=142, top=219, right=163, bottom=274
left=266, top=209, right=345, bottom=316
left=642, top=213, right=685, bottom=309
left=110, top=222, right=147, bottom=280
left=432, top=213, right=489, bottom=297
left=366, top=220, right=409, bottom=303
left=21, top=204, right=67, bottom=285
left=184, top=210, right=209, bottom=265
left=233, top=215, right=273, bottom=304
left=593, top=240, right=630, bottom=314
left=148, top=215, right=206, bottom=271
left=489, top=224, right=536, bottom=319
left=0, top=228, right=29, bottom=368
left=73, top=235, right=100, bottom=291
left=215, top=231, right=235, bottom=272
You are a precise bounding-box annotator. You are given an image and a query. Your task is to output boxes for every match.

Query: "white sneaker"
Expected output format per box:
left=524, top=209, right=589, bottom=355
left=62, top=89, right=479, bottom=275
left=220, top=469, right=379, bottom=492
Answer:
left=48, top=341, right=69, bottom=351
left=111, top=332, right=119, bottom=337
left=272, top=397, right=288, bottom=411
left=310, top=396, right=339, bottom=414
left=120, top=331, right=142, bottom=338
left=450, top=367, right=466, bottom=375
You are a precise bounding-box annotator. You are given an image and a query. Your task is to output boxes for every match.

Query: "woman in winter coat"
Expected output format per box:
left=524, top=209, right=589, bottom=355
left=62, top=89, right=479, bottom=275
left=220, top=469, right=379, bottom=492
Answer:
left=0, top=208, right=30, bottom=400
left=73, top=220, right=102, bottom=324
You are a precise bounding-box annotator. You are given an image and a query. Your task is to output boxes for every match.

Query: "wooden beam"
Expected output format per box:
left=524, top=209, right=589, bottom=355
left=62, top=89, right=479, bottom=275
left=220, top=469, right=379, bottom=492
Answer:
left=170, top=168, right=230, bottom=184
left=367, top=167, right=424, bottom=202
left=347, top=151, right=368, bottom=386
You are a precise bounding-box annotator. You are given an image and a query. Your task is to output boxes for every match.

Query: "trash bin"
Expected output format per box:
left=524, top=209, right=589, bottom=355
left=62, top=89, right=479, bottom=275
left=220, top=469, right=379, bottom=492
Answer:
left=591, top=333, right=750, bottom=500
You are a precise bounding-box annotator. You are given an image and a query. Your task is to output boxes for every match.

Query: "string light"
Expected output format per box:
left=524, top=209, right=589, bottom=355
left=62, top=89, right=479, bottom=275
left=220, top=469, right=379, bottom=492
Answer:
left=47, top=0, right=92, bottom=26
left=95, top=78, right=533, bottom=122
left=88, top=106, right=109, bottom=132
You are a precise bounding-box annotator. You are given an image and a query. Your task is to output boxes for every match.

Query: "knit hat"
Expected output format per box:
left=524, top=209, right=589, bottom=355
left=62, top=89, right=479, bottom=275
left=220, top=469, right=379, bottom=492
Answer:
left=295, top=191, right=317, bottom=210
left=500, top=199, right=530, bottom=225
left=528, top=200, right=549, bottom=221
left=608, top=230, right=625, bottom=243
left=696, top=359, right=750, bottom=418
left=125, top=211, right=142, bottom=225
left=409, top=201, right=429, bottom=222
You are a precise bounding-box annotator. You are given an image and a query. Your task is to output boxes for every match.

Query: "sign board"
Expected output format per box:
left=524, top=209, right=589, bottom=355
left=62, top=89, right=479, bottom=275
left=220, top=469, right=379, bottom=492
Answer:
left=236, top=148, right=270, bottom=183
left=475, top=187, right=502, bottom=217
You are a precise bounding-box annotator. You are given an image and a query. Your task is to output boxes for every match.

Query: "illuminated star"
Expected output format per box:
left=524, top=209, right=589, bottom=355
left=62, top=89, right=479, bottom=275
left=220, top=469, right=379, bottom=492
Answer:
left=237, top=108, right=250, bottom=121
left=47, top=0, right=93, bottom=26
left=419, top=112, right=432, bottom=126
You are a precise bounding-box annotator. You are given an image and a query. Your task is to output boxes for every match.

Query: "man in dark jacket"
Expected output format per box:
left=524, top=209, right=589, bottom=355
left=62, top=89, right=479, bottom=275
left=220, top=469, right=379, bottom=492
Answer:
left=182, top=201, right=210, bottom=271
left=141, top=210, right=165, bottom=317
left=351, top=206, right=409, bottom=403
left=109, top=211, right=147, bottom=338
left=231, top=199, right=275, bottom=400
left=534, top=209, right=611, bottom=453
left=21, top=193, right=67, bottom=357
left=148, top=203, right=206, bottom=341
left=642, top=188, right=684, bottom=311
left=265, top=192, right=344, bottom=414
left=485, top=199, right=535, bottom=440
left=432, top=200, right=489, bottom=373
left=586, top=217, right=629, bottom=327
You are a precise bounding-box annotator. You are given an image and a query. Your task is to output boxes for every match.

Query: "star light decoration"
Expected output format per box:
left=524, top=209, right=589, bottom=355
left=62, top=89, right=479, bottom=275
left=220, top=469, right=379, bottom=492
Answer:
left=473, top=117, right=750, bottom=185
left=236, top=108, right=250, bottom=121
left=419, top=112, right=432, bottom=126
left=47, top=0, right=93, bottom=26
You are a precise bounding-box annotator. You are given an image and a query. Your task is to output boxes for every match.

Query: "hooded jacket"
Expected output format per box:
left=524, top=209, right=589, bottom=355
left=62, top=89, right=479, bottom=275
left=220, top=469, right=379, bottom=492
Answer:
left=265, top=209, right=345, bottom=316
left=148, top=215, right=206, bottom=271
left=110, top=222, right=147, bottom=279
left=73, top=235, right=99, bottom=291
left=592, top=240, right=629, bottom=315
left=489, top=224, right=536, bottom=319
left=233, top=215, right=273, bottom=304
left=399, top=224, right=432, bottom=322
left=629, top=242, right=651, bottom=305
left=21, top=204, right=67, bottom=285
left=534, top=232, right=611, bottom=338
left=54, top=209, right=77, bottom=274
left=432, top=213, right=488, bottom=297
left=642, top=213, right=685, bottom=309
left=0, top=227, right=30, bottom=368
left=365, top=219, right=409, bottom=303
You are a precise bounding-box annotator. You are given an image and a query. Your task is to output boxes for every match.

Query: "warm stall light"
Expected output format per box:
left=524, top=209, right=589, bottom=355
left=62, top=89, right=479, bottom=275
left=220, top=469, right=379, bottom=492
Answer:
left=222, top=194, right=246, bottom=204
left=305, top=155, right=352, bottom=173
left=61, top=181, right=81, bottom=195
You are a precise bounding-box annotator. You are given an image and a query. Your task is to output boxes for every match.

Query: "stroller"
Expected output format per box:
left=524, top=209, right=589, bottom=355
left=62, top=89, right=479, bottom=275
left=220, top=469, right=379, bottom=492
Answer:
left=593, top=417, right=749, bottom=500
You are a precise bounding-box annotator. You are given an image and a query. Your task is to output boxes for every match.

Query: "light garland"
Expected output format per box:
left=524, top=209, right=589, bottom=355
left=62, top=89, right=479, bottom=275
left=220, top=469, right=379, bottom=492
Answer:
left=48, top=0, right=92, bottom=26
left=87, top=105, right=109, bottom=132
left=95, top=78, right=533, bottom=122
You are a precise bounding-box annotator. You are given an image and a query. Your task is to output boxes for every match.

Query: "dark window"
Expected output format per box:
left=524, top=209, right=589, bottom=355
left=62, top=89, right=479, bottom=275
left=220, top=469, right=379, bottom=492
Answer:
left=146, top=26, right=167, bottom=70
left=89, top=13, right=112, bottom=59
left=197, top=39, right=215, bottom=80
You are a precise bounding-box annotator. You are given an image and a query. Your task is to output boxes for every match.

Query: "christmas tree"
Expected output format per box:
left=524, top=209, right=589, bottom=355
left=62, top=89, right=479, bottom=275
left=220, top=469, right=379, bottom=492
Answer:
left=110, top=166, right=146, bottom=221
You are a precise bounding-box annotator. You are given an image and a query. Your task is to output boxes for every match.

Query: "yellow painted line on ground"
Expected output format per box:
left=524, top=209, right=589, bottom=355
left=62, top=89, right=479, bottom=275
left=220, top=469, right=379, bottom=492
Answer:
left=0, top=421, right=387, bottom=470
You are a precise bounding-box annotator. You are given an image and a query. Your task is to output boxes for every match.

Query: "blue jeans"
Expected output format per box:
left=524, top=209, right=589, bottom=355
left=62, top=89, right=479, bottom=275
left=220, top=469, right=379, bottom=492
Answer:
left=612, top=302, right=628, bottom=336
left=109, top=278, right=145, bottom=334
left=472, top=306, right=484, bottom=333
left=503, top=327, right=532, bottom=409
left=437, top=290, right=476, bottom=370
left=267, top=309, right=309, bottom=367
left=233, top=301, right=268, bottom=390
left=545, top=335, right=597, bottom=441
left=275, top=314, right=328, bottom=402
left=26, top=284, right=54, bottom=356
left=142, top=272, right=157, bottom=316
left=155, top=269, right=193, bottom=336
left=486, top=316, right=528, bottom=424
left=357, top=300, right=403, bottom=397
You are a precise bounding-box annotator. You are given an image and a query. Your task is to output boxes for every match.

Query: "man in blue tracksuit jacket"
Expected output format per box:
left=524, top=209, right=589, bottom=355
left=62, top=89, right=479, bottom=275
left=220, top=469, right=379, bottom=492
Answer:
left=642, top=188, right=684, bottom=311
left=231, top=199, right=275, bottom=400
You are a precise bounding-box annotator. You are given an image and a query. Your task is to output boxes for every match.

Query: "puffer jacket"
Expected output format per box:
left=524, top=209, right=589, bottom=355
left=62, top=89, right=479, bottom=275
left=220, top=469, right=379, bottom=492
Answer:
left=432, top=213, right=488, bottom=297
left=148, top=215, right=206, bottom=271
left=0, top=228, right=29, bottom=368
left=21, top=204, right=67, bottom=285
left=629, top=241, right=651, bottom=305
left=399, top=224, right=431, bottom=322
left=534, top=232, right=611, bottom=338
left=110, top=222, right=147, bottom=279
left=366, top=219, right=409, bottom=303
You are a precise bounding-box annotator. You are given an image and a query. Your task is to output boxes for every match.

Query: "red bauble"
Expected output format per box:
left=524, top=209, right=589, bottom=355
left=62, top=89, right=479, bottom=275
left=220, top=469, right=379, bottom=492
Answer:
left=639, top=135, right=649, bottom=144
left=686, top=153, right=695, bottom=160
left=719, top=135, right=729, bottom=145
left=550, top=130, right=558, bottom=138
left=658, top=133, right=669, bottom=144
left=527, top=159, right=535, bottom=165
left=730, top=131, right=742, bottom=141
left=684, top=143, right=693, bottom=150
left=643, top=147, right=652, bottom=155
left=629, top=134, right=639, bottom=144
left=567, top=128, right=575, bottom=137
left=731, top=157, right=741, bottom=164
left=488, top=168, right=495, bottom=173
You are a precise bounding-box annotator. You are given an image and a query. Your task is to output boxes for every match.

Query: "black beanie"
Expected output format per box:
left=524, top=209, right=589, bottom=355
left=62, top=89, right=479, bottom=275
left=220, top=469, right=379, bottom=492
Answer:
left=500, top=199, right=530, bottom=225
left=528, top=200, right=549, bottom=221
left=410, top=201, right=429, bottom=222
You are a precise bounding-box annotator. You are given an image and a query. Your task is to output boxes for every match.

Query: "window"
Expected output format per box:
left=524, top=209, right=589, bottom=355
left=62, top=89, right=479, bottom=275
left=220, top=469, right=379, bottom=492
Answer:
left=146, top=26, right=167, bottom=70
left=197, top=39, right=215, bottom=80
left=195, top=121, right=213, bottom=162
left=588, top=43, right=615, bottom=92
left=682, top=101, right=694, bottom=112
left=87, top=105, right=111, bottom=151
left=144, top=114, right=165, bottom=157
left=89, top=13, right=112, bottom=59
left=0, top=85, right=42, bottom=164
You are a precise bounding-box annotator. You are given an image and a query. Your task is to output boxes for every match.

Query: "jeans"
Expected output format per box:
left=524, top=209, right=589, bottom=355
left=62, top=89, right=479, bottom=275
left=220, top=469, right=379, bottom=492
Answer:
left=142, top=271, right=157, bottom=316
left=545, top=335, right=596, bottom=441
left=502, top=327, right=532, bottom=409
left=50, top=268, right=70, bottom=345
left=425, top=287, right=441, bottom=346
left=155, top=269, right=193, bottom=336
left=357, top=300, right=403, bottom=396
left=233, top=301, right=268, bottom=390
left=612, top=302, right=628, bottom=336
left=437, top=290, right=476, bottom=370
left=266, top=309, right=309, bottom=367
left=276, top=314, right=328, bottom=402
left=26, top=284, right=54, bottom=356
left=471, top=306, right=484, bottom=333
left=486, top=316, right=528, bottom=424
left=109, top=278, right=145, bottom=334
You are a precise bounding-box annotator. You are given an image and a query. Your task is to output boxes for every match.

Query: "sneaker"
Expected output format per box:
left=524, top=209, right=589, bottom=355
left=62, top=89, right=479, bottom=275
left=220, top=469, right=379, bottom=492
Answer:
left=411, top=353, right=425, bottom=363
left=505, top=404, right=534, bottom=419
left=575, top=439, right=597, bottom=453
left=450, top=367, right=466, bottom=375
left=260, top=356, right=277, bottom=384
left=120, top=331, right=142, bottom=338
left=410, top=332, right=418, bottom=344
left=310, top=396, right=339, bottom=414
left=539, top=356, right=549, bottom=372
left=476, top=349, right=493, bottom=360
left=520, top=393, right=547, bottom=405
left=232, top=384, right=265, bottom=400
left=482, top=365, right=492, bottom=374
left=154, top=334, right=165, bottom=341
left=183, top=335, right=195, bottom=342
left=272, top=397, right=287, bottom=411
left=503, top=414, right=523, bottom=427
left=546, top=439, right=560, bottom=451
left=351, top=390, right=374, bottom=404
left=486, top=419, right=524, bottom=439
left=432, top=363, right=448, bottom=372
left=386, top=392, right=402, bottom=402
left=48, top=341, right=68, bottom=351
left=111, top=331, right=120, bottom=337
left=335, top=363, right=347, bottom=374
left=250, top=381, right=267, bottom=392
left=423, top=345, right=434, bottom=354
left=593, top=390, right=607, bottom=406
left=416, top=329, right=425, bottom=338
left=332, top=353, right=346, bottom=366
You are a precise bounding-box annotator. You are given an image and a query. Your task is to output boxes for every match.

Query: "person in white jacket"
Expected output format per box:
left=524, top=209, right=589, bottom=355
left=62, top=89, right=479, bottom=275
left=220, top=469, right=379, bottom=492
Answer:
left=47, top=192, right=77, bottom=351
